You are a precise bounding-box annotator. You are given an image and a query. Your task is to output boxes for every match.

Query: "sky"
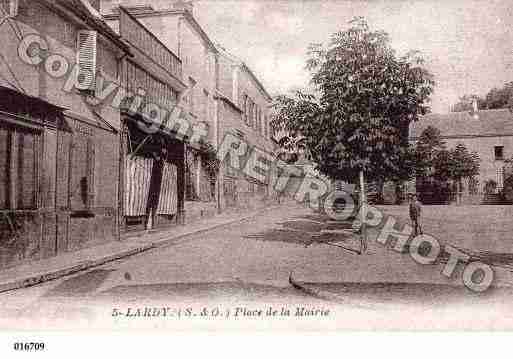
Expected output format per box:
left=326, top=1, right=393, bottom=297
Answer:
left=189, top=0, right=513, bottom=114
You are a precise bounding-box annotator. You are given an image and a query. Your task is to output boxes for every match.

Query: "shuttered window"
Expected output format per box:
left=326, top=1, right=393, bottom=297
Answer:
left=76, top=30, right=97, bottom=91
left=0, top=122, right=39, bottom=210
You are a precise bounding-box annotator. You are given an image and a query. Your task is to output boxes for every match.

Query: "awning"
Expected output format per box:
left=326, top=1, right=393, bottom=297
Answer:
left=0, top=86, right=67, bottom=124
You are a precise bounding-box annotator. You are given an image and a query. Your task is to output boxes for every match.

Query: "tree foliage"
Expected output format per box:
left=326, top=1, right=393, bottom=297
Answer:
left=448, top=143, right=480, bottom=182
left=272, top=17, right=435, bottom=183
left=413, top=125, right=445, bottom=177
left=414, top=127, right=480, bottom=184
left=275, top=135, right=307, bottom=164
left=451, top=82, right=513, bottom=112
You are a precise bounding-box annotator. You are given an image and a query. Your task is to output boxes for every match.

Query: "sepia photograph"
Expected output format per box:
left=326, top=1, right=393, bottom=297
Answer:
left=0, top=0, right=513, bottom=353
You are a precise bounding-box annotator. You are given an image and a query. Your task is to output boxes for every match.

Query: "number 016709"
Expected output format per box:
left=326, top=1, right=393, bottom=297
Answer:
left=13, top=342, right=45, bottom=351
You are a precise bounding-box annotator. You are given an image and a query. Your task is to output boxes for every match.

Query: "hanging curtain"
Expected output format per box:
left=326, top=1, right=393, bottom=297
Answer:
left=125, top=156, right=153, bottom=216
left=157, top=162, right=178, bottom=215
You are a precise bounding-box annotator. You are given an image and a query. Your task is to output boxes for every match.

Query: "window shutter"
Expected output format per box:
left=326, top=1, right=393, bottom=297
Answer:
left=76, top=30, right=97, bottom=91
left=0, top=0, right=18, bottom=16
left=10, top=0, right=18, bottom=16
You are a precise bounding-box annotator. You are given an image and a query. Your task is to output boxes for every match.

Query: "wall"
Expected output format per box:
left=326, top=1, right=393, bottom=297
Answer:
left=411, top=135, right=513, bottom=191
left=236, top=67, right=273, bottom=152
left=5, top=1, right=122, bottom=130
left=106, top=9, right=217, bottom=142
left=0, top=1, right=123, bottom=269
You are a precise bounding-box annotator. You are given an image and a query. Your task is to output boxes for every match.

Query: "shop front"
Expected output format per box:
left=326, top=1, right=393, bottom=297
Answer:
left=121, top=114, right=186, bottom=233
left=0, top=86, right=119, bottom=269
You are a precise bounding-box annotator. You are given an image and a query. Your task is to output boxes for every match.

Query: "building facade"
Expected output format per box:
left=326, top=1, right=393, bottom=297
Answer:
left=110, top=6, right=187, bottom=232
left=410, top=108, right=513, bottom=202
left=102, top=0, right=277, bottom=213
left=103, top=1, right=221, bottom=219
left=0, top=0, right=279, bottom=271
left=215, top=47, right=276, bottom=210
left=0, top=0, right=130, bottom=269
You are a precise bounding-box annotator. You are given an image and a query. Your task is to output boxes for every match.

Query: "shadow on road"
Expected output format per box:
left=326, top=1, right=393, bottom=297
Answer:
left=41, top=269, right=117, bottom=298
left=244, top=213, right=358, bottom=248
left=294, top=281, right=512, bottom=309
left=94, top=281, right=315, bottom=303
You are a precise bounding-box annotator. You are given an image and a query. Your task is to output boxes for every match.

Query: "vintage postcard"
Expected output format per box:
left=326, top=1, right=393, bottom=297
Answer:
left=1, top=0, right=513, bottom=350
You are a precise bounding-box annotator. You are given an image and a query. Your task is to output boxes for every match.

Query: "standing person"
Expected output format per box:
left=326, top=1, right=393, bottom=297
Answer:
left=409, top=193, right=423, bottom=236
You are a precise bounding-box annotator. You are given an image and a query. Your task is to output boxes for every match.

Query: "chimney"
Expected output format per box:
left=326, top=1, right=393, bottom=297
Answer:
left=173, top=0, right=194, bottom=14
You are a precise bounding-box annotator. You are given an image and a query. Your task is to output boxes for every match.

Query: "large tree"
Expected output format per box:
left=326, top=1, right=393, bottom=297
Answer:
left=272, top=17, right=434, bottom=252
left=418, top=137, right=480, bottom=203
left=431, top=144, right=480, bottom=186
left=414, top=125, right=446, bottom=178
left=447, top=144, right=480, bottom=198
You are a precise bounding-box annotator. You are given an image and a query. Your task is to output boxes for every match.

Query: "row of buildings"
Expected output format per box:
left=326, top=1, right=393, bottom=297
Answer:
left=0, top=0, right=278, bottom=270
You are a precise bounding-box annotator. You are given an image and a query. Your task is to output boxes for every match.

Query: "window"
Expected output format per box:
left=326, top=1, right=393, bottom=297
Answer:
left=256, top=107, right=260, bottom=133
left=253, top=104, right=258, bottom=130
left=0, top=123, right=39, bottom=210
left=243, top=94, right=248, bottom=124
left=0, top=0, right=19, bottom=16
left=76, top=30, right=97, bottom=91
left=203, top=89, right=209, bottom=121
left=188, top=77, right=196, bottom=114
left=494, top=146, right=504, bottom=161
left=264, top=114, right=268, bottom=139
left=497, top=167, right=504, bottom=191
left=248, top=100, right=254, bottom=127
left=259, top=108, right=263, bottom=135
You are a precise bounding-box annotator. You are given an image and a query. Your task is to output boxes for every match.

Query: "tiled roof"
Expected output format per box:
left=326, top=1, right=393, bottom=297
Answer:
left=410, top=109, right=513, bottom=139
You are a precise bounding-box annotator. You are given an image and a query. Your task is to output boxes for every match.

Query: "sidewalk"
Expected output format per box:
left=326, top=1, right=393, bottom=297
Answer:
left=0, top=204, right=280, bottom=294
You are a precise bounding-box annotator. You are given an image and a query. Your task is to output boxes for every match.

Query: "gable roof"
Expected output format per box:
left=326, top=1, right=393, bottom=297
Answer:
left=410, top=109, right=513, bottom=140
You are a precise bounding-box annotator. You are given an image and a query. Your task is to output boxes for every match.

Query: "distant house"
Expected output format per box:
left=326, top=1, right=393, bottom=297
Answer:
left=409, top=106, right=513, bottom=199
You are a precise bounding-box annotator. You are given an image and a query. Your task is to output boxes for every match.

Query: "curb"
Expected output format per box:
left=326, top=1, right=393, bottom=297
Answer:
left=288, top=272, right=385, bottom=311
left=0, top=205, right=280, bottom=294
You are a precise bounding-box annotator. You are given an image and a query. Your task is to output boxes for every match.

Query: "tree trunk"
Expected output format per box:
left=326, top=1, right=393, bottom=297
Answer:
left=359, top=170, right=367, bottom=254
left=458, top=178, right=462, bottom=205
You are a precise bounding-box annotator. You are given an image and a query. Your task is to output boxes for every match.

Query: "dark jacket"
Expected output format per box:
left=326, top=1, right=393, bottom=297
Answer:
left=409, top=200, right=421, bottom=219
